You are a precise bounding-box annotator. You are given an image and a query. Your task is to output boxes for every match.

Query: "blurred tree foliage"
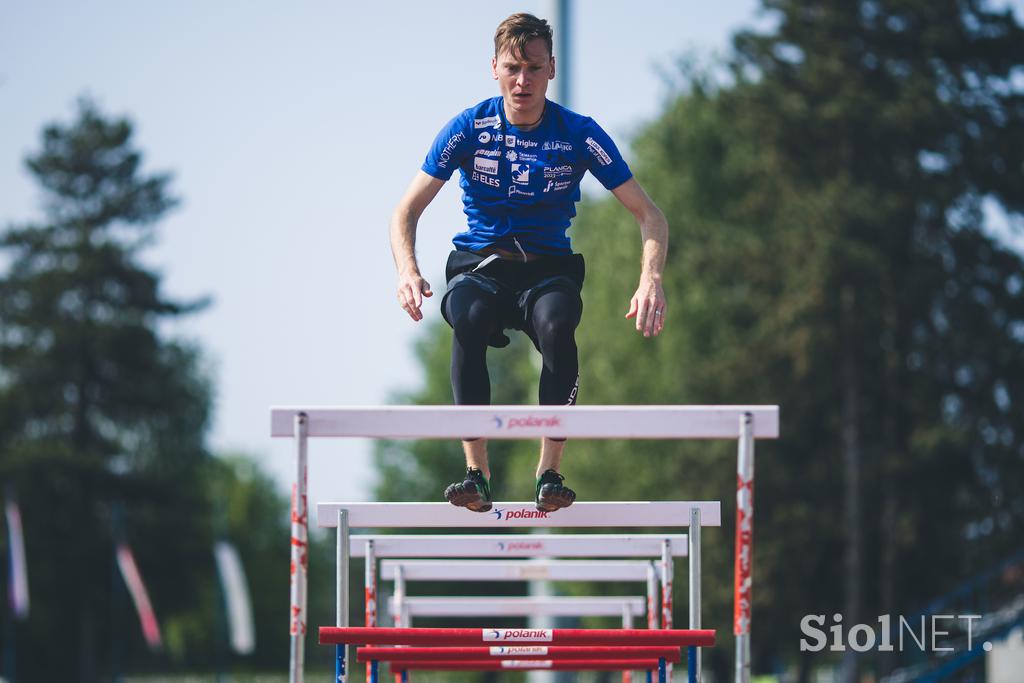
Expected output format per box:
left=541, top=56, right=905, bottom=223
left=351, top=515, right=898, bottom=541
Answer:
left=375, top=2, right=1024, bottom=682
left=0, top=100, right=295, bottom=680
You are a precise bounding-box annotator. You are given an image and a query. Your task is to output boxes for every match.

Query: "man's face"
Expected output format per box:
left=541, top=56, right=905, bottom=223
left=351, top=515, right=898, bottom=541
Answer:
left=492, top=38, right=555, bottom=118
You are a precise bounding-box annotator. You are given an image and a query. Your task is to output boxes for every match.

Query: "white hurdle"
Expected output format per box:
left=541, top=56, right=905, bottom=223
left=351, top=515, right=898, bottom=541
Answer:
left=356, top=534, right=685, bottom=682
left=272, top=404, right=779, bottom=683
left=392, top=595, right=647, bottom=619
left=382, top=559, right=666, bottom=683
left=319, top=501, right=717, bottom=683
left=380, top=559, right=663, bottom=582
left=347, top=533, right=689, bottom=558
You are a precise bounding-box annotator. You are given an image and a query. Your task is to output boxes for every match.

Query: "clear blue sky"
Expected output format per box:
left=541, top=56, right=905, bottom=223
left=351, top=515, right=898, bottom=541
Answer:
left=2, top=1, right=776, bottom=507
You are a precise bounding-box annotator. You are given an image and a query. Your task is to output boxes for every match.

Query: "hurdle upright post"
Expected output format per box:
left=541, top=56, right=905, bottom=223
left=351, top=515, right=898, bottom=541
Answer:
left=365, top=539, right=377, bottom=683
left=336, top=509, right=350, bottom=683
left=660, top=540, right=673, bottom=681
left=288, top=413, right=309, bottom=683
left=646, top=561, right=659, bottom=630
left=734, top=412, right=755, bottom=683
left=393, top=565, right=408, bottom=683
left=689, top=506, right=702, bottom=683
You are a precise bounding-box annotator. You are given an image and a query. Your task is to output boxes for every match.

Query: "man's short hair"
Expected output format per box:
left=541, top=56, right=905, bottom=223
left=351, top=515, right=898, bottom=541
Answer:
left=494, top=13, right=553, bottom=61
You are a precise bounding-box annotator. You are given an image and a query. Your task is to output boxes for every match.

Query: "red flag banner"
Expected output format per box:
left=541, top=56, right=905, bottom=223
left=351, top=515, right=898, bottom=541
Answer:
left=5, top=499, right=30, bottom=619
left=116, top=544, right=162, bottom=650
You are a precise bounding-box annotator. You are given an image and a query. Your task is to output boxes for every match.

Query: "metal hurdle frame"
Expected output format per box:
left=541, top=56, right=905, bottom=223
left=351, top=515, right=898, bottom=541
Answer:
left=392, top=595, right=647, bottom=620
left=351, top=535, right=688, bottom=683
left=319, top=501, right=718, bottom=683
left=387, top=592, right=648, bottom=683
left=381, top=559, right=668, bottom=683
left=271, top=404, right=779, bottom=683
left=381, top=559, right=665, bottom=625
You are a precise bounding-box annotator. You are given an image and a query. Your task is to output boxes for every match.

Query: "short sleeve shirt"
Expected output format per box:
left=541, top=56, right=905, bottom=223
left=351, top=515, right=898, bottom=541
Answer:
left=421, top=97, right=632, bottom=255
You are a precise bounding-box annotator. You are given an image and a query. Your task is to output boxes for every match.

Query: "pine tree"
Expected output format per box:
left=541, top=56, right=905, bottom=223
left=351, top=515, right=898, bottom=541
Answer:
left=0, top=98, right=213, bottom=681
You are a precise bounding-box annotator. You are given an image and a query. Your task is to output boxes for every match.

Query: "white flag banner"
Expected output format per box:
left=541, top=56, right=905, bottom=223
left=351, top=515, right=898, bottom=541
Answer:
left=214, top=541, right=255, bottom=654
left=5, top=499, right=29, bottom=619
left=116, top=544, right=163, bottom=650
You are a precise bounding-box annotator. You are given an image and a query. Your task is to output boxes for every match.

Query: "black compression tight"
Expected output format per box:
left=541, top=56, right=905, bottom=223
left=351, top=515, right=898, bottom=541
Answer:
left=446, top=286, right=581, bottom=406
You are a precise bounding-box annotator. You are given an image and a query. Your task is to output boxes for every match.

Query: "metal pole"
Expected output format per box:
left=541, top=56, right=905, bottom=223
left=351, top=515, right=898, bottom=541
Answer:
left=365, top=540, right=376, bottom=683
left=735, top=413, right=755, bottom=683
left=622, top=605, right=633, bottom=683
left=646, top=562, right=659, bottom=630
left=690, top=507, right=702, bottom=683
left=660, top=540, right=673, bottom=681
left=393, top=565, right=406, bottom=683
left=288, top=413, right=309, bottom=683
left=337, top=509, right=350, bottom=683
left=546, top=0, right=571, bottom=107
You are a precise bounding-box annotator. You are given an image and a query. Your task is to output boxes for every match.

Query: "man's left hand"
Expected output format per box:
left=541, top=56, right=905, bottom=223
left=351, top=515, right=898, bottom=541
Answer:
left=625, top=275, right=666, bottom=337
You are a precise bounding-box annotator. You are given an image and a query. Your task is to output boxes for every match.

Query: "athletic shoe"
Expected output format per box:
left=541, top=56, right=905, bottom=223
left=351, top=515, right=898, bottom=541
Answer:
left=535, top=469, right=576, bottom=512
left=444, top=467, right=493, bottom=513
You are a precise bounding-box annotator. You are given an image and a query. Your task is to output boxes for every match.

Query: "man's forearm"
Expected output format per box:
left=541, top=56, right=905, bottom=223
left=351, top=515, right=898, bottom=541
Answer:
left=639, top=207, right=668, bottom=280
left=390, top=206, right=421, bottom=276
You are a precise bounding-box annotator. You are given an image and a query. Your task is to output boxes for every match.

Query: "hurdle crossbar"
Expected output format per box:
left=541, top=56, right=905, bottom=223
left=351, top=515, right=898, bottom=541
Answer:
left=271, top=405, right=779, bottom=439
left=319, top=501, right=720, bottom=528
left=389, top=596, right=647, bottom=618
left=320, top=626, right=716, bottom=647
left=389, top=659, right=665, bottom=672
left=380, top=559, right=661, bottom=582
left=349, top=534, right=689, bottom=558
left=357, top=646, right=682, bottom=662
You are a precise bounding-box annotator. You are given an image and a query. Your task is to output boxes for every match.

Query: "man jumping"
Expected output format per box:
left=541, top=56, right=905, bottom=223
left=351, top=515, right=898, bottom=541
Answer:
left=390, top=13, right=668, bottom=513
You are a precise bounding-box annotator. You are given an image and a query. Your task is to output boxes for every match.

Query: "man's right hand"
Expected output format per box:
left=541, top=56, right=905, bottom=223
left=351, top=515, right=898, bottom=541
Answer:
left=397, top=272, right=433, bottom=321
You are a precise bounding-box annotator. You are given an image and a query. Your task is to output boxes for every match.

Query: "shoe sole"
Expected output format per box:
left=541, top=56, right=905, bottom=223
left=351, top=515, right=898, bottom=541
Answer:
left=536, top=487, right=575, bottom=513
left=445, top=482, right=493, bottom=513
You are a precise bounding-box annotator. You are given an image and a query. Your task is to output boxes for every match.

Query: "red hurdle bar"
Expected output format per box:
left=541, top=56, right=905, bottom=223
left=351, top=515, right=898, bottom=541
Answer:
left=390, top=659, right=664, bottom=672
left=357, top=646, right=683, bottom=663
left=321, top=626, right=716, bottom=647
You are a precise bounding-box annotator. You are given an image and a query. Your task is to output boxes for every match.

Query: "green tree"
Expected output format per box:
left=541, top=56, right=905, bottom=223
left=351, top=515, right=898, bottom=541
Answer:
left=374, top=2, right=1024, bottom=681
left=722, top=1, right=1024, bottom=679
left=0, top=98, right=213, bottom=681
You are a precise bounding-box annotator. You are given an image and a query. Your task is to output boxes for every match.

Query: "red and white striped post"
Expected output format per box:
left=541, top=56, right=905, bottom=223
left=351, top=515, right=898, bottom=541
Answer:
left=288, top=413, right=308, bottom=683
left=660, top=540, right=674, bottom=681
left=734, top=412, right=755, bottom=683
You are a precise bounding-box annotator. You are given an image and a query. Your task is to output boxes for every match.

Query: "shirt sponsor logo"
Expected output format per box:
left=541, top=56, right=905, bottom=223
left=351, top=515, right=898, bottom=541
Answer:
left=543, top=179, right=573, bottom=193
left=437, top=131, right=466, bottom=169
left=490, top=646, right=549, bottom=656
left=472, top=171, right=501, bottom=188
left=505, top=134, right=517, bottom=148
left=517, top=138, right=538, bottom=149
left=495, top=133, right=504, bottom=142
left=483, top=629, right=554, bottom=642
left=543, top=165, right=574, bottom=178
left=474, top=115, right=501, bottom=129
left=511, top=163, right=530, bottom=184
left=585, top=136, right=612, bottom=166
left=474, top=157, right=498, bottom=175
left=516, top=151, right=537, bottom=162
left=508, top=185, right=535, bottom=198
left=478, top=131, right=492, bottom=144
left=506, top=150, right=518, bottom=162
left=542, top=140, right=573, bottom=152
left=476, top=148, right=501, bottom=158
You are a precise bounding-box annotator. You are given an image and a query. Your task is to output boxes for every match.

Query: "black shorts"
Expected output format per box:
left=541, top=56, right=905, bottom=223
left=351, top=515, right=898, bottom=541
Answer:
left=440, top=249, right=585, bottom=344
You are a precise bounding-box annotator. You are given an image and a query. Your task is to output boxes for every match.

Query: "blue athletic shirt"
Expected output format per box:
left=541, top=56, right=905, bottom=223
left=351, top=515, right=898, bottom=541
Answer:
left=421, top=97, right=632, bottom=255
